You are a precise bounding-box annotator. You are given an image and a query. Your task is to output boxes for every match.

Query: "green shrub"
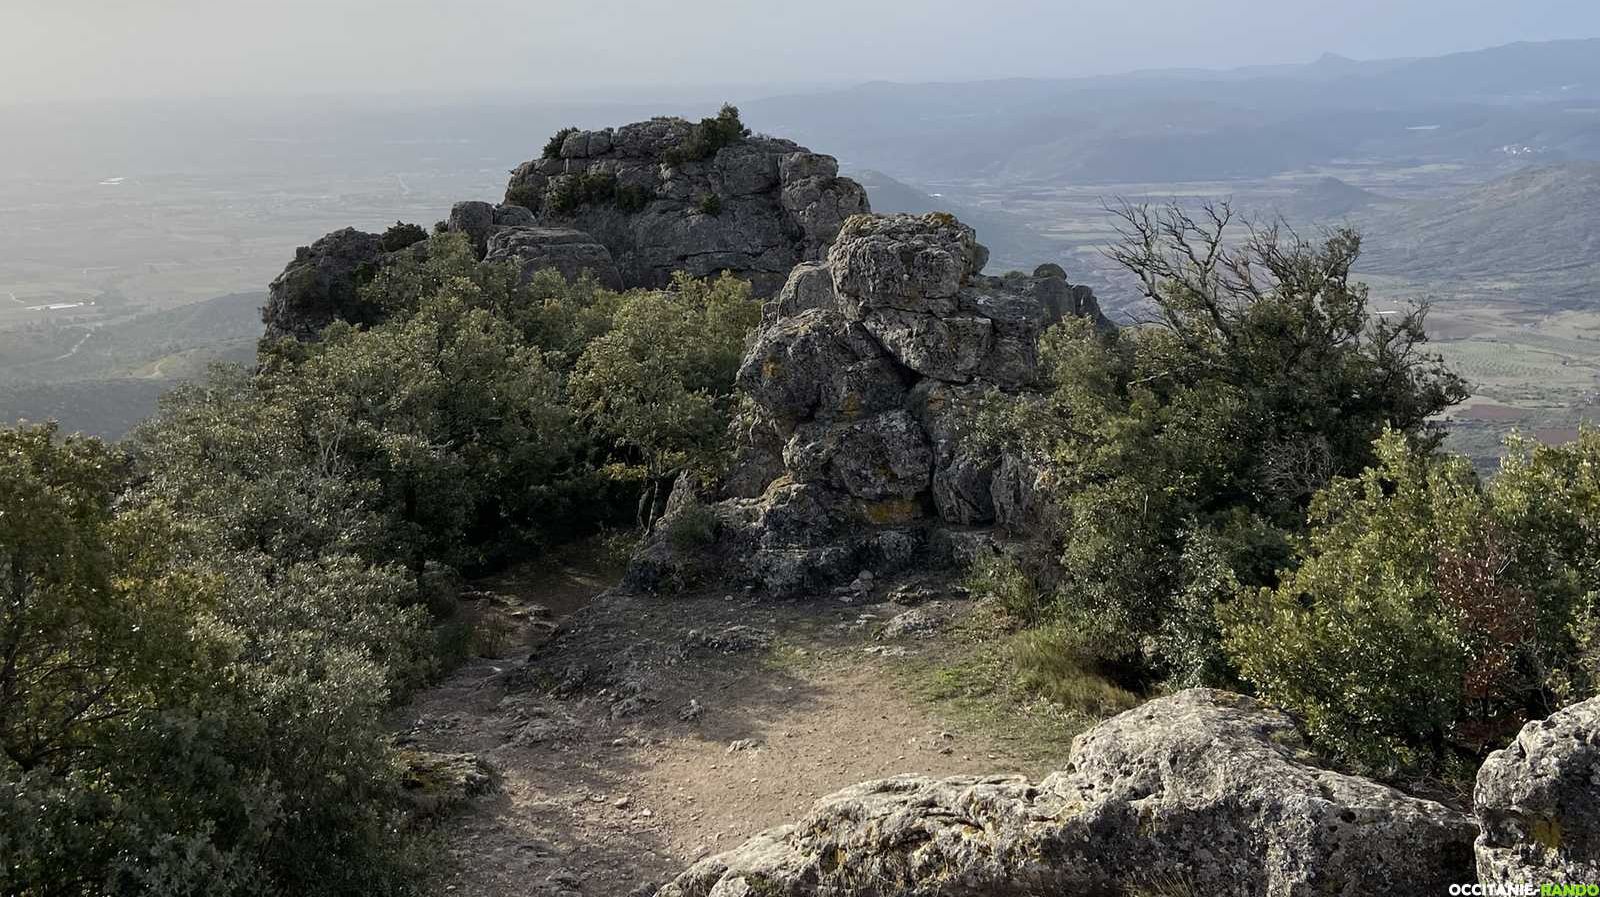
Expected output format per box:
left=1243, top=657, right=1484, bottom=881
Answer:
left=665, top=502, right=718, bottom=550
left=964, top=553, right=1040, bottom=621
left=546, top=172, right=621, bottom=216
left=616, top=183, right=654, bottom=213
left=977, top=205, right=1466, bottom=686
left=664, top=103, right=748, bottom=165
left=546, top=176, right=584, bottom=215
left=543, top=126, right=579, bottom=159
left=1220, top=430, right=1593, bottom=777
left=1010, top=625, right=1142, bottom=718
left=504, top=182, right=541, bottom=211
left=380, top=221, right=429, bottom=252
left=697, top=193, right=723, bottom=216
left=0, top=425, right=440, bottom=896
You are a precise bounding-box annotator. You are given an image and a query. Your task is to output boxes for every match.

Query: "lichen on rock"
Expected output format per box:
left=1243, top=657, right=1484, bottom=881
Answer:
left=627, top=211, right=1110, bottom=597
left=657, top=689, right=1478, bottom=897
left=1476, top=695, right=1600, bottom=886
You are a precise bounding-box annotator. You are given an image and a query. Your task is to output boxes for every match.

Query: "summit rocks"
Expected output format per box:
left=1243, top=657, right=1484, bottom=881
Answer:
left=626, top=212, right=1109, bottom=596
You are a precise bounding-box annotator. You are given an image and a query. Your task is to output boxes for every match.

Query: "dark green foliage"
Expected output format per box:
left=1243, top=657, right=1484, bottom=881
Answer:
left=664, top=104, right=749, bottom=165
left=615, top=183, right=654, bottom=213
left=546, top=172, right=622, bottom=216
left=979, top=203, right=1468, bottom=690
left=503, top=182, right=541, bottom=211
left=546, top=176, right=583, bottom=215
left=1225, top=429, right=1600, bottom=777
left=581, top=171, right=616, bottom=203
left=1, top=233, right=763, bottom=893
left=698, top=193, right=724, bottom=216
left=569, top=272, right=760, bottom=526
left=543, top=126, right=579, bottom=159
left=0, top=424, right=435, bottom=896
left=380, top=221, right=429, bottom=252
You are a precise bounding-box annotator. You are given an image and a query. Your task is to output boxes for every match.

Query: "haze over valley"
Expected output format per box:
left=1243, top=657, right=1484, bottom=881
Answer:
left=16, top=6, right=1600, bottom=894
left=6, top=39, right=1600, bottom=458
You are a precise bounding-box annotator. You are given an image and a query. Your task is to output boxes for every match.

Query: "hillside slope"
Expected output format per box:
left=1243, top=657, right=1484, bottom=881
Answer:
left=0, top=291, right=262, bottom=438
left=1360, top=163, right=1600, bottom=300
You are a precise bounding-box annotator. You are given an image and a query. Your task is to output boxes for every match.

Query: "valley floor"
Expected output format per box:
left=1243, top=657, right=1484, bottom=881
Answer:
left=399, top=552, right=1080, bottom=897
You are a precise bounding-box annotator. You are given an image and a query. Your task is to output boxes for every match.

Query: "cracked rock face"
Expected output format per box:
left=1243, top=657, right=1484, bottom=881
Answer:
left=733, top=213, right=1102, bottom=526
left=483, top=226, right=623, bottom=291
left=502, top=118, right=869, bottom=296
left=657, top=689, right=1478, bottom=897
left=626, top=212, right=1111, bottom=597
left=261, top=227, right=387, bottom=341
left=1476, top=696, right=1600, bottom=886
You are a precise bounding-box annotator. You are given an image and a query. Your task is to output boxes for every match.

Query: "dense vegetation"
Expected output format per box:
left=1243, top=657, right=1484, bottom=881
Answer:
left=976, top=203, right=1600, bottom=780
left=0, top=232, right=757, bottom=895
left=7, top=191, right=1599, bottom=891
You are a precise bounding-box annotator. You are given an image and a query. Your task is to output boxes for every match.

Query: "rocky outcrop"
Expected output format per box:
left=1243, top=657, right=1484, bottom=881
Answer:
left=484, top=226, right=623, bottom=290
left=261, top=227, right=387, bottom=341
left=262, top=116, right=870, bottom=342
left=1476, top=696, right=1600, bottom=885
left=502, top=117, right=869, bottom=295
left=626, top=212, right=1108, bottom=596
left=658, top=689, right=1477, bottom=897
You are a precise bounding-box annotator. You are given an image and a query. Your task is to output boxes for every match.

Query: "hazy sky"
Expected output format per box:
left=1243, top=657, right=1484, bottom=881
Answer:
left=3, top=0, right=1599, bottom=104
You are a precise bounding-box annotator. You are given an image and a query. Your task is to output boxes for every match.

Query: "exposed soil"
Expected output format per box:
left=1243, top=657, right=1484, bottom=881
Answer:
left=397, top=554, right=1072, bottom=897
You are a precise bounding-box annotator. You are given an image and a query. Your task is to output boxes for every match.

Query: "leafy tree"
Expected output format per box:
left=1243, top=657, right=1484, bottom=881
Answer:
left=1, top=424, right=147, bottom=772
left=570, top=272, right=759, bottom=526
left=380, top=221, right=429, bottom=252
left=1222, top=432, right=1484, bottom=775
left=979, top=204, right=1467, bottom=684
left=1224, top=427, right=1600, bottom=777
left=277, top=292, right=573, bottom=574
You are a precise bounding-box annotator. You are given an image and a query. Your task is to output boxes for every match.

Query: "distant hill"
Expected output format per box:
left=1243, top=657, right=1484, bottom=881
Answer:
left=744, top=39, right=1600, bottom=185
left=850, top=169, right=1057, bottom=271
left=1280, top=177, right=1384, bottom=219
left=1360, top=163, right=1600, bottom=299
left=0, top=291, right=262, bottom=439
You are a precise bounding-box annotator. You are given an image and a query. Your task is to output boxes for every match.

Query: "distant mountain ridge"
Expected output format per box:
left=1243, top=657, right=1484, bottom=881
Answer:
left=743, top=38, right=1600, bottom=185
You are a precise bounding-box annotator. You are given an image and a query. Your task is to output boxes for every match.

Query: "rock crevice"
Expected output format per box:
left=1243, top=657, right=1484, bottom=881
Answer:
left=628, top=212, right=1109, bottom=596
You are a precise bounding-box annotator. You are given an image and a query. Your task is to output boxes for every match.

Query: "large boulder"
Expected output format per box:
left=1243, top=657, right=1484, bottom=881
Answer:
left=658, top=689, right=1477, bottom=897
left=447, top=200, right=497, bottom=255
left=261, top=227, right=386, bottom=341
left=503, top=117, right=869, bottom=296
left=627, top=212, right=1110, bottom=596
left=483, top=226, right=624, bottom=290
left=1476, top=696, right=1600, bottom=886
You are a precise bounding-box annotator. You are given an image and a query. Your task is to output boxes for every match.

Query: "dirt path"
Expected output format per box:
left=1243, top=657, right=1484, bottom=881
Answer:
left=398, top=556, right=1070, bottom=897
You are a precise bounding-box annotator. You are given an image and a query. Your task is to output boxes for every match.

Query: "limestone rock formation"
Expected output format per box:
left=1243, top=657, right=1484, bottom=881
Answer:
left=261, top=227, right=387, bottom=341
left=502, top=117, right=869, bottom=295
left=626, top=212, right=1108, bottom=596
left=484, top=226, right=623, bottom=290
left=658, top=689, right=1477, bottom=897
left=261, top=115, right=870, bottom=342
left=1476, top=695, right=1600, bottom=885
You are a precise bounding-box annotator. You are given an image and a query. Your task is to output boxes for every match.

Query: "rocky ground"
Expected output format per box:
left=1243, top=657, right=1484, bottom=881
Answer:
left=397, top=550, right=1080, bottom=897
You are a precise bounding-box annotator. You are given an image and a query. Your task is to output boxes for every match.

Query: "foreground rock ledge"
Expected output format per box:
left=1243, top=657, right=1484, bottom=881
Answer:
left=1476, top=695, right=1600, bottom=885
left=657, top=689, right=1476, bottom=897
